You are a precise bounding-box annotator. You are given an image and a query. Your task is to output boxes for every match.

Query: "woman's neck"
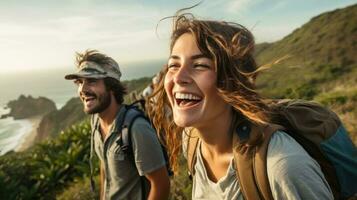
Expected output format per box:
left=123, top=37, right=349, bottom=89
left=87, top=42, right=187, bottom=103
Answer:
left=195, top=108, right=236, bottom=183
left=195, top=108, right=234, bottom=156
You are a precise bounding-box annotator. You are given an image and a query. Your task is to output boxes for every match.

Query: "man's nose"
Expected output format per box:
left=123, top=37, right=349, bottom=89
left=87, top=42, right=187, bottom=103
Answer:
left=78, top=81, right=88, bottom=94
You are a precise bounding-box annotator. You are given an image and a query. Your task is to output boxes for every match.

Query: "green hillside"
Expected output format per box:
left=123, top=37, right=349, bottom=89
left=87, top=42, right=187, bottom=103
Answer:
left=36, top=98, right=88, bottom=140
left=256, top=4, right=356, bottom=96
left=255, top=4, right=357, bottom=143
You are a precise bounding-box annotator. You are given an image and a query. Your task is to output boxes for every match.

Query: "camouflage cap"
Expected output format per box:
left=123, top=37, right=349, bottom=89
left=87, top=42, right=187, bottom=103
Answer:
left=64, top=60, right=121, bottom=81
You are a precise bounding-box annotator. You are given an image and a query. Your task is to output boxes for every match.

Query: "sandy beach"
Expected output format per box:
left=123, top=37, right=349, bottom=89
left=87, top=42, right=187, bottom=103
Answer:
left=15, top=115, right=43, bottom=152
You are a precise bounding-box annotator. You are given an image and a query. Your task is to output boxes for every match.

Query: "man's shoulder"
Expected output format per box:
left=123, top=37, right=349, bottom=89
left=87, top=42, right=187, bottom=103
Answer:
left=130, top=116, right=153, bottom=133
left=128, top=111, right=158, bottom=143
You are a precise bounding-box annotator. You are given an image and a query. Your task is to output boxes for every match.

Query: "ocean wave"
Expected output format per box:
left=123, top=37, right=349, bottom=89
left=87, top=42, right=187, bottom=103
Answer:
left=0, top=118, right=32, bottom=156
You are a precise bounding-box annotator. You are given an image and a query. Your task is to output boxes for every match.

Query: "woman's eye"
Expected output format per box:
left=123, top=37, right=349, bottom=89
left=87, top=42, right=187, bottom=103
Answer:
left=194, top=63, right=210, bottom=69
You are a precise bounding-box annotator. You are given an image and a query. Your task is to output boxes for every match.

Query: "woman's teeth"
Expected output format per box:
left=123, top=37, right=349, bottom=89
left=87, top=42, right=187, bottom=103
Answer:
left=175, top=92, right=202, bottom=106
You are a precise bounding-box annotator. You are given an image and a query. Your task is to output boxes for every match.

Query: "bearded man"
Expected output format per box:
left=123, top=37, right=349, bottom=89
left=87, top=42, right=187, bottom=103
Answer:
left=65, top=50, right=170, bottom=200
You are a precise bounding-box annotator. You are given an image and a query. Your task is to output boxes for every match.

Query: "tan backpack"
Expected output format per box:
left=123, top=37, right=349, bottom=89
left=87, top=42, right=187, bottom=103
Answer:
left=186, top=99, right=357, bottom=200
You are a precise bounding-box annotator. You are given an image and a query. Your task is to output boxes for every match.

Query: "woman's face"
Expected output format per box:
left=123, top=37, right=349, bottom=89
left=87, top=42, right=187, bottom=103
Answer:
left=165, top=33, right=230, bottom=128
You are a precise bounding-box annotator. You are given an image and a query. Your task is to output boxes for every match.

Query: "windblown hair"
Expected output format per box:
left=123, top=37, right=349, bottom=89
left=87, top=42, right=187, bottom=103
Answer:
left=76, top=50, right=127, bottom=104
left=76, top=49, right=117, bottom=69
left=104, top=77, right=127, bottom=104
left=149, top=13, right=273, bottom=172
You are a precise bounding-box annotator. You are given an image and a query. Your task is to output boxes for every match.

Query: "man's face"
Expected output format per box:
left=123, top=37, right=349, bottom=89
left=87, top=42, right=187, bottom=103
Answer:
left=75, top=78, right=111, bottom=114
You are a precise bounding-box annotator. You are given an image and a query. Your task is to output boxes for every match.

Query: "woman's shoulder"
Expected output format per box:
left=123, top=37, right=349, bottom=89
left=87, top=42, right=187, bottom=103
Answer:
left=267, top=130, right=317, bottom=169
left=266, top=131, right=333, bottom=199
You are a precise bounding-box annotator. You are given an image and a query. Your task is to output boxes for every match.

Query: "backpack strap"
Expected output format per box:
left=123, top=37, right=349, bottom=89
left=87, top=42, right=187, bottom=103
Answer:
left=233, top=123, right=283, bottom=200
left=90, top=114, right=99, bottom=194
left=186, top=128, right=200, bottom=179
left=119, top=106, right=147, bottom=156
left=130, top=99, right=146, bottom=111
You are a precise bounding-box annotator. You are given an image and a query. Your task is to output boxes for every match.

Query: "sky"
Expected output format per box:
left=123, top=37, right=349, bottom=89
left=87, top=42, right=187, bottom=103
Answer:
left=0, top=0, right=355, bottom=74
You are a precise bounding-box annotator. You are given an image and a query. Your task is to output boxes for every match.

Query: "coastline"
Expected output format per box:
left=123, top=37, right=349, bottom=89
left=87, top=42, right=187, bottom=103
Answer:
left=15, top=115, right=43, bottom=152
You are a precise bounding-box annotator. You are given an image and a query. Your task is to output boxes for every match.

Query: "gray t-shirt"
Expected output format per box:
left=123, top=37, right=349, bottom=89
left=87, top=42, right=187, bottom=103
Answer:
left=183, top=130, right=334, bottom=200
left=93, top=106, right=166, bottom=200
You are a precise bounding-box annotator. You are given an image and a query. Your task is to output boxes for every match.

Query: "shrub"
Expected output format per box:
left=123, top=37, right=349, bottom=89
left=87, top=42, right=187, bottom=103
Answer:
left=0, top=120, right=99, bottom=200
left=318, top=94, right=348, bottom=106
left=284, top=83, right=319, bottom=100
left=56, top=176, right=99, bottom=200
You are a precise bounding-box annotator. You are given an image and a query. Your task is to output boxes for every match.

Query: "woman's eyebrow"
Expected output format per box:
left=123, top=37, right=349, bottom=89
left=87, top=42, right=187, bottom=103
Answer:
left=169, top=53, right=210, bottom=60
left=191, top=54, right=210, bottom=60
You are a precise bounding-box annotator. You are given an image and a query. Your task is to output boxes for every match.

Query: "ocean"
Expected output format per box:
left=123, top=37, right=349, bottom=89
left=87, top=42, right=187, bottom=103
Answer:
left=0, top=107, right=32, bottom=155
left=0, top=59, right=164, bottom=155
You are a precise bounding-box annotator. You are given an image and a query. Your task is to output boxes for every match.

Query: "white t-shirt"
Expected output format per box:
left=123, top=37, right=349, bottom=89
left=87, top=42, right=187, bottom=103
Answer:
left=183, top=130, right=334, bottom=200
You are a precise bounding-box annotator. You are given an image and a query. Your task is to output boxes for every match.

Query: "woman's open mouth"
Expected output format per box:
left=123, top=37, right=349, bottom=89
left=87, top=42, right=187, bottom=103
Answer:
left=174, top=92, right=202, bottom=107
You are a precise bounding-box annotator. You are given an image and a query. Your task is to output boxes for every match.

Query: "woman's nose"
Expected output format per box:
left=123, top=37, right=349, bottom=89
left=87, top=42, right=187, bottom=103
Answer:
left=173, top=65, right=192, bottom=85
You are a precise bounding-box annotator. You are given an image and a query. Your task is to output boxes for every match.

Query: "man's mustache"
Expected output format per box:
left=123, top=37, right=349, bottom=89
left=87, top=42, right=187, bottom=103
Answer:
left=81, top=91, right=97, bottom=98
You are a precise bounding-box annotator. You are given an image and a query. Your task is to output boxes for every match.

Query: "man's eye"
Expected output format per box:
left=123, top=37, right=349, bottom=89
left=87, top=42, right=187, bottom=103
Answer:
left=87, top=79, right=97, bottom=83
left=74, top=80, right=81, bottom=85
left=168, top=63, right=179, bottom=69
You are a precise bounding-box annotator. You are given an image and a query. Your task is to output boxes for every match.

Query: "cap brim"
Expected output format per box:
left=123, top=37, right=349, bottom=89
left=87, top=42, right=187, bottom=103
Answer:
left=64, top=73, right=107, bottom=80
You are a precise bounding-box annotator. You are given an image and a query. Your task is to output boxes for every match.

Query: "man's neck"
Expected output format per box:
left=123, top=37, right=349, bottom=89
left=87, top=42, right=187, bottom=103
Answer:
left=98, top=101, right=121, bottom=132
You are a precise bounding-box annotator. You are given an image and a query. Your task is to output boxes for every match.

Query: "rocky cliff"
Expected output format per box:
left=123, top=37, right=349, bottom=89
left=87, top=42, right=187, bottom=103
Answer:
left=2, top=95, right=57, bottom=119
left=36, top=97, right=87, bottom=141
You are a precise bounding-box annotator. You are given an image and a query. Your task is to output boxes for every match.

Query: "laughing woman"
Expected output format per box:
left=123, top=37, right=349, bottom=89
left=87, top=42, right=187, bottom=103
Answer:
left=149, top=12, right=334, bottom=200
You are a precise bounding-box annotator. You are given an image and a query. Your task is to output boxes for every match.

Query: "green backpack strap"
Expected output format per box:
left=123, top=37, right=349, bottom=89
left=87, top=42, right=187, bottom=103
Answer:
left=186, top=128, right=200, bottom=179
left=233, top=123, right=283, bottom=200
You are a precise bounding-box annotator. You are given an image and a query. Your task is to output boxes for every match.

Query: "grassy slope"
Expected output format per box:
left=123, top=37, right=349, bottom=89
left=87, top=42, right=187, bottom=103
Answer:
left=256, top=4, right=356, bottom=95
left=255, top=4, right=357, bottom=143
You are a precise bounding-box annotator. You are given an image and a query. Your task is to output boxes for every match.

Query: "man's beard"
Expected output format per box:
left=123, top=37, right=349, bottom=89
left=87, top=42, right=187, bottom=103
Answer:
left=84, top=91, right=112, bottom=114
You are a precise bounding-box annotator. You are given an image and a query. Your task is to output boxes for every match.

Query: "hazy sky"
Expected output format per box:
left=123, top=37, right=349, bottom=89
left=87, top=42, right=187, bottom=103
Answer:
left=0, top=0, right=355, bottom=73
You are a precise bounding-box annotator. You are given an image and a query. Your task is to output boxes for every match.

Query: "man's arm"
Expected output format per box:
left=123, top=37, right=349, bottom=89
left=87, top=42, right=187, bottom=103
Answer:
left=145, top=166, right=170, bottom=200
left=130, top=118, right=171, bottom=200
left=100, top=163, right=105, bottom=200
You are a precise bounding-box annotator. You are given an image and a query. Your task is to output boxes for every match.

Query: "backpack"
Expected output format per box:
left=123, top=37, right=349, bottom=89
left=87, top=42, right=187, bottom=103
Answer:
left=118, top=100, right=172, bottom=176
left=89, top=100, right=172, bottom=198
left=186, top=99, right=357, bottom=200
